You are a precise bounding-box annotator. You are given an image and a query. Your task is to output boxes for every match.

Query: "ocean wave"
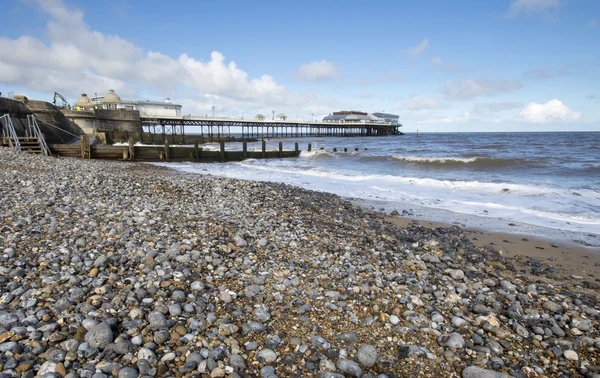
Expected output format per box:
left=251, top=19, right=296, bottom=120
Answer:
left=389, top=155, right=530, bottom=167
left=234, top=163, right=600, bottom=200
left=393, top=155, right=478, bottom=163
left=299, top=150, right=339, bottom=158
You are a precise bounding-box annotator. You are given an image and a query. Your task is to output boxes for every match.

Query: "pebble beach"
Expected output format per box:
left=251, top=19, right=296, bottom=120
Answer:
left=1, top=148, right=599, bottom=378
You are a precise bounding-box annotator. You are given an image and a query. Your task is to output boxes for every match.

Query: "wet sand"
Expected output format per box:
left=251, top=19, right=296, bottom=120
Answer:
left=389, top=216, right=600, bottom=281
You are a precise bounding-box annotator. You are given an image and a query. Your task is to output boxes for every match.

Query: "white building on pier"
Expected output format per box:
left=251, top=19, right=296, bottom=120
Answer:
left=323, top=110, right=399, bottom=124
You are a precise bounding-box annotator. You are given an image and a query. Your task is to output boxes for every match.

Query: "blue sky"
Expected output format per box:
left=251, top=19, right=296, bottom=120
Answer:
left=1, top=0, right=599, bottom=131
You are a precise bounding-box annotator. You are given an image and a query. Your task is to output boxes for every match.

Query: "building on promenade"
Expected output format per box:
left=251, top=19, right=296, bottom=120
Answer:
left=89, top=89, right=182, bottom=117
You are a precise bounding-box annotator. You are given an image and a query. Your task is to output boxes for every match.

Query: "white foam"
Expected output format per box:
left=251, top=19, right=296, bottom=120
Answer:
left=392, top=155, right=478, bottom=163
left=234, top=162, right=600, bottom=200
left=300, top=150, right=334, bottom=157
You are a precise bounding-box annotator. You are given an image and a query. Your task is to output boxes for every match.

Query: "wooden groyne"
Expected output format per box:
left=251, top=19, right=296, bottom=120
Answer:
left=49, top=140, right=306, bottom=162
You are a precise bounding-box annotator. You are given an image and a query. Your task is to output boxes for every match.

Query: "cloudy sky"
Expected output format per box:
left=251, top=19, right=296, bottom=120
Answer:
left=0, top=0, right=599, bottom=132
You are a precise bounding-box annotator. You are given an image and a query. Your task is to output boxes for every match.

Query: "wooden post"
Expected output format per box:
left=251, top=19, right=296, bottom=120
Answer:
left=128, top=138, right=135, bottom=160
left=355, top=148, right=359, bottom=151
left=278, top=141, right=283, bottom=158
left=344, top=147, right=347, bottom=152
left=164, top=140, right=169, bottom=161
left=295, top=142, right=299, bottom=153
left=194, top=140, right=199, bottom=161
left=80, top=135, right=90, bottom=159
left=308, top=143, right=312, bottom=152
left=220, top=140, right=225, bottom=160
left=122, top=150, right=128, bottom=160
left=198, top=147, right=203, bottom=160
left=159, top=151, right=164, bottom=160
left=243, top=141, right=247, bottom=159
left=333, top=147, right=337, bottom=152
left=262, top=140, right=266, bottom=158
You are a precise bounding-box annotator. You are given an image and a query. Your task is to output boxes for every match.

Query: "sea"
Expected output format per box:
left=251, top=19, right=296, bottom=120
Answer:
left=156, top=132, right=600, bottom=248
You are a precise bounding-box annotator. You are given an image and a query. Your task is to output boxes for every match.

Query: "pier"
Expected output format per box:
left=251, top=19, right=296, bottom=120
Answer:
left=140, top=115, right=402, bottom=140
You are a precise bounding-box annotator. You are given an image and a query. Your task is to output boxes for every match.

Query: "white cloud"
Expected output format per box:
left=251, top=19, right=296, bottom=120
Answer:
left=405, top=96, right=445, bottom=111
left=431, top=57, right=443, bottom=66
left=405, top=39, right=430, bottom=59
left=430, top=56, right=462, bottom=72
left=519, top=99, right=581, bottom=123
left=473, top=102, right=523, bottom=114
left=442, top=78, right=523, bottom=100
left=413, top=112, right=475, bottom=125
left=296, top=60, right=342, bottom=82
left=507, top=0, right=560, bottom=19
left=0, top=0, right=331, bottom=114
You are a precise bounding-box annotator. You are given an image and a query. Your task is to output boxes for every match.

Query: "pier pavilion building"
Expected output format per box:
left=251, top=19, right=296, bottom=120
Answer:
left=323, top=110, right=397, bottom=124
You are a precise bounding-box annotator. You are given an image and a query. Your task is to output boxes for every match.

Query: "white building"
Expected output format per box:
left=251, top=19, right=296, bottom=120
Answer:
left=90, top=89, right=182, bottom=117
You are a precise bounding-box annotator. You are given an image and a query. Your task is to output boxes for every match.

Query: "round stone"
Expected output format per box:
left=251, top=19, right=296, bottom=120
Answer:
left=462, top=366, right=508, bottom=378
left=563, top=350, right=578, bottom=361
left=257, top=348, right=277, bottom=363
left=118, top=367, right=139, bottom=378
left=356, top=344, right=377, bottom=367
left=147, top=311, right=167, bottom=330
left=336, top=359, right=362, bottom=378
left=172, top=290, right=186, bottom=302
left=446, top=333, right=465, bottom=349
left=84, top=322, right=113, bottom=349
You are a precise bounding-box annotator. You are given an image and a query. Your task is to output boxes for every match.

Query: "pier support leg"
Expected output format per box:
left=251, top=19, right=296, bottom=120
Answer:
left=262, top=140, right=266, bottom=158
left=278, top=141, right=283, bottom=158
left=220, top=140, right=225, bottom=161
left=194, top=141, right=199, bottom=161
left=243, top=141, right=247, bottom=159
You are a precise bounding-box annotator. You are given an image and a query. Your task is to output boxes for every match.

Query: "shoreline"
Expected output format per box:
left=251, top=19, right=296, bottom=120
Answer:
left=160, top=162, right=600, bottom=284
left=156, top=160, right=600, bottom=251
left=1, top=149, right=599, bottom=378
left=388, top=216, right=600, bottom=282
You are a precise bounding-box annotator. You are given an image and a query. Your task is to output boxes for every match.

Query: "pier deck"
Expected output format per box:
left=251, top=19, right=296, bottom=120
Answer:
left=141, top=115, right=402, bottom=139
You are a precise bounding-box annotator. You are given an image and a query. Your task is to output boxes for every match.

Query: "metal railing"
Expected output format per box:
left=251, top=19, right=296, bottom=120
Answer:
left=0, top=114, right=21, bottom=151
left=27, top=115, right=51, bottom=156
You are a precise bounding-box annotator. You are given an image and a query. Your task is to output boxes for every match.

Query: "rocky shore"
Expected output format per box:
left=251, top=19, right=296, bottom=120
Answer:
left=0, top=148, right=599, bottom=378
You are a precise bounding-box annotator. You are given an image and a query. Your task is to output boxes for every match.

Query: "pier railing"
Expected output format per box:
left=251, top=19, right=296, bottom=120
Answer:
left=0, top=114, right=21, bottom=151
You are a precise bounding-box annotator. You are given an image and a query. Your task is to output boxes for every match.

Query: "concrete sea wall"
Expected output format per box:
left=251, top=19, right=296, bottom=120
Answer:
left=0, top=97, right=84, bottom=143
